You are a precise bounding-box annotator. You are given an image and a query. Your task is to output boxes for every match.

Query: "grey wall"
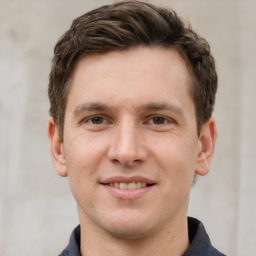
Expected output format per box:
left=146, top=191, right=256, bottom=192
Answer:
left=0, top=0, right=255, bottom=255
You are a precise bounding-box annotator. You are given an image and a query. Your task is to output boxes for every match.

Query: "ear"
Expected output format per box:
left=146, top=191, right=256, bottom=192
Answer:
left=47, top=117, right=67, bottom=177
left=195, top=118, right=217, bottom=176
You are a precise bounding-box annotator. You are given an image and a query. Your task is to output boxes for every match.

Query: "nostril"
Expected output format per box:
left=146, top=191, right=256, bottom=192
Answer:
left=107, top=140, right=148, bottom=166
left=109, top=153, right=143, bottom=167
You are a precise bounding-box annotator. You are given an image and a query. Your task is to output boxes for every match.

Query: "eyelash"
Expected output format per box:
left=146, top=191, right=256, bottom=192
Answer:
left=83, top=115, right=110, bottom=125
left=146, top=116, right=171, bottom=125
left=82, top=115, right=173, bottom=126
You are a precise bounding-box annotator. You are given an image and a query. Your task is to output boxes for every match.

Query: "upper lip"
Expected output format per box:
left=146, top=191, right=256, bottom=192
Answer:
left=101, top=176, right=156, bottom=184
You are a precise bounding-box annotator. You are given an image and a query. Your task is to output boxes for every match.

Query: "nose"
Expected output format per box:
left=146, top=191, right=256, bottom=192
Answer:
left=107, top=120, right=148, bottom=167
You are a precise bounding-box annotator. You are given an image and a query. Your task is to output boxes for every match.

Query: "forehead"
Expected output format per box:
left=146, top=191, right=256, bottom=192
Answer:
left=66, top=47, right=193, bottom=112
left=73, top=47, right=191, bottom=78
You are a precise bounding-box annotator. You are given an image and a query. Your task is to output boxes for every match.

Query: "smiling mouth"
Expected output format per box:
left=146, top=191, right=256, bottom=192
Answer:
left=103, top=182, right=154, bottom=190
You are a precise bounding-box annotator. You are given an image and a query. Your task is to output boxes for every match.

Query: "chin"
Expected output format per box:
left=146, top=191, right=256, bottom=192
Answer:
left=102, top=214, right=155, bottom=240
left=107, top=225, right=151, bottom=240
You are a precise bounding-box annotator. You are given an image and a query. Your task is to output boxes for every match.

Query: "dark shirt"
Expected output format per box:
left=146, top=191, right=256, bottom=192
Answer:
left=59, top=217, right=226, bottom=256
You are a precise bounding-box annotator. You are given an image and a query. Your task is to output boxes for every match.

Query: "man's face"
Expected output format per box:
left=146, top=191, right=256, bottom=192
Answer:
left=48, top=47, right=215, bottom=238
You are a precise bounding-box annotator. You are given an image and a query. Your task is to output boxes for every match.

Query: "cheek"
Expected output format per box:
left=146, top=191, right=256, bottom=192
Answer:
left=153, top=136, right=198, bottom=184
left=64, top=141, right=98, bottom=206
left=65, top=132, right=108, bottom=168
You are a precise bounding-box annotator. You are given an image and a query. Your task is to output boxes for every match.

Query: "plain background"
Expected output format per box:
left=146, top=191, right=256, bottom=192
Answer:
left=0, top=0, right=256, bottom=255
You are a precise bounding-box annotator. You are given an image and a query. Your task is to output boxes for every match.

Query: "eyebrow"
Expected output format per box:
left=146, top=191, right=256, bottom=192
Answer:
left=140, top=103, right=185, bottom=117
left=73, top=103, right=110, bottom=116
left=72, top=102, right=185, bottom=118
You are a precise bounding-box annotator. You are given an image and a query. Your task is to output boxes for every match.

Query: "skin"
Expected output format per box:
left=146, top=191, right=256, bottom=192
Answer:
left=48, top=47, right=217, bottom=256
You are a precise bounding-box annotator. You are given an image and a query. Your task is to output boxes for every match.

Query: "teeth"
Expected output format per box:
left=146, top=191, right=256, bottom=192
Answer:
left=141, top=182, right=146, bottom=188
left=127, top=182, right=136, bottom=190
left=108, top=182, right=149, bottom=190
left=120, top=182, right=128, bottom=190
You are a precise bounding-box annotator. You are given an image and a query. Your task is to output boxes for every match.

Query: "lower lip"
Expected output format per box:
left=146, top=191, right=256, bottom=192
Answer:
left=103, top=185, right=154, bottom=200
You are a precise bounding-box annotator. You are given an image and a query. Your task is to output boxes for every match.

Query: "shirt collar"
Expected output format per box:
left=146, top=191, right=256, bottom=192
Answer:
left=59, top=217, right=225, bottom=256
left=183, top=217, right=225, bottom=255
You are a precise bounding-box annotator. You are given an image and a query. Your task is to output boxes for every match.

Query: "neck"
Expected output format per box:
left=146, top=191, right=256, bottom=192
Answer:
left=79, top=214, right=190, bottom=256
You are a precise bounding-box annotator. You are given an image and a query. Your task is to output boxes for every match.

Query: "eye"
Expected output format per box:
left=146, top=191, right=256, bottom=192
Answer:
left=81, top=115, right=110, bottom=126
left=80, top=115, right=113, bottom=131
left=144, top=115, right=176, bottom=131
left=151, top=116, right=167, bottom=125
left=90, top=116, right=105, bottom=124
left=147, top=116, right=169, bottom=125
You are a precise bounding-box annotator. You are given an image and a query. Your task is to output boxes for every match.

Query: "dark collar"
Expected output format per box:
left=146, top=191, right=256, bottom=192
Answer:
left=59, top=217, right=225, bottom=256
left=183, top=217, right=226, bottom=256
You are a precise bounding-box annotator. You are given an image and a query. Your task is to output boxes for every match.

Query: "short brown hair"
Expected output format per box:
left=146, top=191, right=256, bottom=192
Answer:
left=48, top=0, right=217, bottom=140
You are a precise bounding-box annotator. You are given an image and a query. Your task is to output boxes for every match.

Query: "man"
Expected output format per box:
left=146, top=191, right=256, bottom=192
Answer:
left=47, top=1, right=225, bottom=255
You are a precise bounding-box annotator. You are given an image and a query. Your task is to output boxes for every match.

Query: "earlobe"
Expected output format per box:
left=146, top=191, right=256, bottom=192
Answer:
left=195, top=118, right=217, bottom=176
left=47, top=117, right=67, bottom=177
